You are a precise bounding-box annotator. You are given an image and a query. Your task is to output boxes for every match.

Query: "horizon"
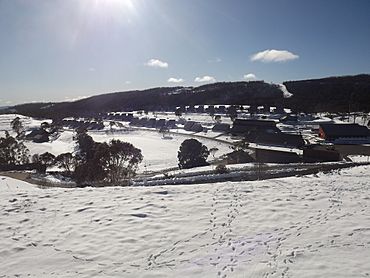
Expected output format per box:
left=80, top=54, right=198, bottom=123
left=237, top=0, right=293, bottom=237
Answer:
left=1, top=0, right=370, bottom=105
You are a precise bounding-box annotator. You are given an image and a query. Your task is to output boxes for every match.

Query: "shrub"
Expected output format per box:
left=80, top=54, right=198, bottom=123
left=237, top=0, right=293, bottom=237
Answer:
left=215, top=164, right=229, bottom=174
left=178, top=139, right=209, bottom=169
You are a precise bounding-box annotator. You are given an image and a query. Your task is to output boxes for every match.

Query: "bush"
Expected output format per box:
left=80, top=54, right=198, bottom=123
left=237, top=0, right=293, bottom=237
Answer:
left=215, top=164, right=229, bottom=174
left=178, top=139, right=209, bottom=169
left=55, top=153, right=74, bottom=174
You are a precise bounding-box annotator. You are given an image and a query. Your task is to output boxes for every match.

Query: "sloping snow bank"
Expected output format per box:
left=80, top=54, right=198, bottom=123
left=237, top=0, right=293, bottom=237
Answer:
left=1, top=165, right=370, bottom=277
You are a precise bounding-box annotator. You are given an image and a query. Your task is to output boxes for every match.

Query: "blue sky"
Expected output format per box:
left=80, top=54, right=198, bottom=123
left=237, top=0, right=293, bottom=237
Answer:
left=0, top=0, right=369, bottom=105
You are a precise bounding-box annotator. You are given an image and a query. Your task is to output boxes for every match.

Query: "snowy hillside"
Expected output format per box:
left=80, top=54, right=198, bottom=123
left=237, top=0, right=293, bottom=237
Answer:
left=1, top=165, right=370, bottom=277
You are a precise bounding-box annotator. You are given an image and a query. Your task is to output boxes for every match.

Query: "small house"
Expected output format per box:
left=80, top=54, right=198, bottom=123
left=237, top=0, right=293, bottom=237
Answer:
left=155, top=119, right=166, bottom=129
left=280, top=114, right=298, bottom=123
left=166, top=120, right=177, bottom=129
left=25, top=129, right=49, bottom=143
left=184, top=121, right=204, bottom=132
left=231, top=119, right=279, bottom=135
left=247, top=131, right=305, bottom=148
left=212, top=123, right=230, bottom=133
left=253, top=148, right=301, bottom=164
left=145, top=118, right=157, bottom=128
left=319, top=123, right=370, bottom=141
left=303, top=147, right=342, bottom=163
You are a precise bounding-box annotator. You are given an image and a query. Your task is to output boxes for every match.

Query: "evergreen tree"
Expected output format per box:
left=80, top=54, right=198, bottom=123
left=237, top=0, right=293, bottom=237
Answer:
left=0, top=132, right=29, bottom=165
left=178, top=139, right=209, bottom=169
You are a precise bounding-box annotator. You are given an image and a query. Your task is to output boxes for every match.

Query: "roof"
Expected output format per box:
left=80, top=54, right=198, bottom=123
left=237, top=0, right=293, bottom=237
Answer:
left=231, top=119, right=279, bottom=134
left=253, top=131, right=305, bottom=148
left=320, top=123, right=370, bottom=138
left=233, top=119, right=276, bottom=127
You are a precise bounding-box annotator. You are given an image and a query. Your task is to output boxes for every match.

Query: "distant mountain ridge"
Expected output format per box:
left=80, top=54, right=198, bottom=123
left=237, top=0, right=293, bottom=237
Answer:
left=2, top=74, right=370, bottom=119
left=4, top=81, right=285, bottom=119
left=284, top=74, right=370, bottom=113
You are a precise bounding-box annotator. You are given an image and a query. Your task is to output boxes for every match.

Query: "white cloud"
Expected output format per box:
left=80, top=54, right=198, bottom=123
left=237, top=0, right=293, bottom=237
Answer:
left=145, top=58, right=169, bottom=68
left=250, top=49, right=299, bottom=63
left=168, top=77, right=184, bottom=83
left=208, top=57, right=222, bottom=63
left=194, top=75, right=216, bottom=83
left=243, top=73, right=257, bottom=80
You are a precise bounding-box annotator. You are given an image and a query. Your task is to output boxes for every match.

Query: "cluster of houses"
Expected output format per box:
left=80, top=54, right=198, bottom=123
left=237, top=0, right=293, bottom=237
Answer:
left=55, top=108, right=370, bottom=165
left=61, top=119, right=104, bottom=131
left=104, top=103, right=285, bottom=117
left=231, top=119, right=370, bottom=163
left=25, top=122, right=57, bottom=143
left=129, top=118, right=177, bottom=129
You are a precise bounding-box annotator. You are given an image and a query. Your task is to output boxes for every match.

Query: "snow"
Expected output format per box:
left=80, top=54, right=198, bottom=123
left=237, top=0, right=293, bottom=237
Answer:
left=1, top=165, right=370, bottom=277
left=0, top=114, right=51, bottom=137
left=25, top=131, right=76, bottom=156
left=89, top=130, right=232, bottom=172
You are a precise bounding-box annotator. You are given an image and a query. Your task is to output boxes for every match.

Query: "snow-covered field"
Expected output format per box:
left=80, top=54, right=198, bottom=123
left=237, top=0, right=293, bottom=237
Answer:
left=25, top=131, right=76, bottom=157
left=90, top=130, right=232, bottom=172
left=0, top=114, right=51, bottom=137
left=1, top=165, right=370, bottom=277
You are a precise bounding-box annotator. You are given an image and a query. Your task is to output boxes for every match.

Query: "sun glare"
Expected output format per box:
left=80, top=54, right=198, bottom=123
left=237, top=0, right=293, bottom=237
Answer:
left=89, top=0, right=137, bottom=24
left=94, top=0, right=135, bottom=11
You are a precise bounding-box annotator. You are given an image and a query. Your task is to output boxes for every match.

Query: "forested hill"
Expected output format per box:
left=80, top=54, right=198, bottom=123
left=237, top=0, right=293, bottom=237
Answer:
left=4, top=81, right=284, bottom=119
left=284, top=74, right=370, bottom=112
left=2, top=74, right=370, bottom=119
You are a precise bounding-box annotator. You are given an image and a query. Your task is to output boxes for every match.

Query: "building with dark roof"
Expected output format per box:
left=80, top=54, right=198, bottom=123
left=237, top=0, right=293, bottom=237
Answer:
left=248, top=131, right=305, bottom=148
left=319, top=123, right=370, bottom=141
left=231, top=119, right=279, bottom=135
left=184, top=121, right=204, bottom=132
left=166, top=120, right=177, bottom=129
left=212, top=123, right=230, bottom=133
left=25, top=129, right=49, bottom=143
left=303, top=147, right=342, bottom=163
left=253, top=148, right=301, bottom=163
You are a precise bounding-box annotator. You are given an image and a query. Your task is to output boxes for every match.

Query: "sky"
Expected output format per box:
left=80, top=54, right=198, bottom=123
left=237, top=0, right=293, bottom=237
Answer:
left=0, top=0, right=369, bottom=105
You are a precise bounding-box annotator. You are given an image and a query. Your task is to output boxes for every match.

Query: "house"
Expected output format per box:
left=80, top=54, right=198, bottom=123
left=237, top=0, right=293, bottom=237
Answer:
left=280, top=114, right=298, bottom=123
left=225, top=150, right=254, bottom=164
left=205, top=105, right=215, bottom=115
left=246, top=131, right=306, bottom=148
left=319, top=123, right=370, bottom=141
left=263, top=105, right=270, bottom=113
left=186, top=105, right=195, bottom=113
left=303, top=147, right=342, bottom=163
left=253, top=148, right=301, bottom=163
left=166, top=120, right=177, bottom=129
left=248, top=105, right=258, bottom=114
left=25, top=129, right=49, bottom=143
left=155, top=119, right=166, bottom=129
left=195, top=105, right=205, bottom=113
left=87, top=122, right=104, bottom=130
left=216, top=105, right=226, bottom=114
left=212, top=123, right=231, bottom=133
left=231, top=119, right=279, bottom=135
left=145, top=118, right=157, bottom=128
left=274, top=104, right=285, bottom=114
left=129, top=117, right=148, bottom=127
left=184, top=121, right=204, bottom=132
